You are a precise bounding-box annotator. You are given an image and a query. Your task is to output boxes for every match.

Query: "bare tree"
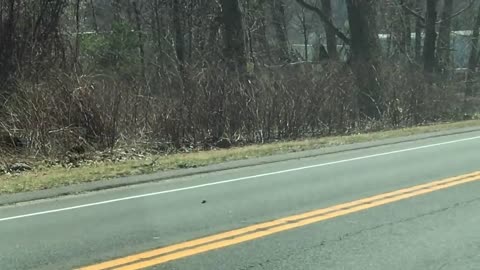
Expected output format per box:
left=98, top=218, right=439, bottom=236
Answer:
left=2, top=0, right=478, bottom=157
left=466, top=2, right=480, bottom=96
left=321, top=0, right=337, bottom=59
left=414, top=0, right=424, bottom=62
left=132, top=1, right=145, bottom=81
left=390, top=0, right=412, bottom=57
left=402, top=0, right=413, bottom=55
left=112, top=0, right=122, bottom=22
left=295, top=0, right=381, bottom=118
left=295, top=0, right=350, bottom=45
left=346, top=0, right=382, bottom=119
left=270, top=0, right=290, bottom=62
left=0, top=0, right=17, bottom=99
left=73, top=0, right=81, bottom=69
left=0, top=0, right=67, bottom=99
left=254, top=0, right=271, bottom=62
left=89, top=0, right=98, bottom=32
left=295, top=7, right=310, bottom=60
left=423, top=0, right=438, bottom=73
left=173, top=0, right=185, bottom=64
left=437, top=0, right=453, bottom=72
left=221, top=0, right=246, bottom=71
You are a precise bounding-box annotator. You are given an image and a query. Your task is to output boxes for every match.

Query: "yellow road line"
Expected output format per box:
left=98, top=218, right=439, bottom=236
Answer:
left=79, top=171, right=480, bottom=270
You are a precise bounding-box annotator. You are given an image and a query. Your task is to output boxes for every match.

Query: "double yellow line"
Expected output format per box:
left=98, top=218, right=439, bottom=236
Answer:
left=79, top=171, right=480, bottom=270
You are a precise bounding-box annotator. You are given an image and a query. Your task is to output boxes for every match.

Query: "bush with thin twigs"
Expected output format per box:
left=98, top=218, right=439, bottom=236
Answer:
left=0, top=61, right=469, bottom=159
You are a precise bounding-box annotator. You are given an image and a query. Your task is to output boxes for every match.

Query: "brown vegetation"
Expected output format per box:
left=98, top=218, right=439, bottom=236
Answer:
left=1, top=0, right=479, bottom=167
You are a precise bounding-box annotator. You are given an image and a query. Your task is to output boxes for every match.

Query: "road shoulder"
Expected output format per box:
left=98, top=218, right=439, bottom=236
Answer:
left=1, top=125, right=480, bottom=206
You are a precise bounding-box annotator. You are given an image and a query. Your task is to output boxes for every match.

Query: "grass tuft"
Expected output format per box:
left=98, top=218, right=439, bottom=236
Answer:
left=1, top=120, right=480, bottom=194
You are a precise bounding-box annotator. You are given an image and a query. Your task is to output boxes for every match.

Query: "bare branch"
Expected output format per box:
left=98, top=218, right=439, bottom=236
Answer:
left=400, top=0, right=474, bottom=26
left=436, top=0, right=475, bottom=24
left=400, top=2, right=425, bottom=24
left=295, top=0, right=351, bottom=45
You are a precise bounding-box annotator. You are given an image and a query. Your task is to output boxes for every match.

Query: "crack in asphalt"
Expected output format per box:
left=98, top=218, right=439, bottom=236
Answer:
left=337, top=196, right=480, bottom=242
left=235, top=196, right=480, bottom=270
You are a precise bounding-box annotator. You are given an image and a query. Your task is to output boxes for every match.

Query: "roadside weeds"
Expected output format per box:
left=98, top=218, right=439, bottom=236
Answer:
left=1, top=120, right=480, bottom=195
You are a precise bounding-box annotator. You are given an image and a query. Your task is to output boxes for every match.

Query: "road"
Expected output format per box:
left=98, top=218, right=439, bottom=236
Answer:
left=1, top=130, right=480, bottom=270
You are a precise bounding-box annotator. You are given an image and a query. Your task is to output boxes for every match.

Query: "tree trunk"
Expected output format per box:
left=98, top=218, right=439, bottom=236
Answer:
left=256, top=0, right=271, bottom=62
left=346, top=0, right=382, bottom=119
left=152, top=0, right=162, bottom=54
left=321, top=0, right=337, bottom=59
left=208, top=17, right=221, bottom=55
left=89, top=0, right=98, bottom=32
left=0, top=0, right=17, bottom=99
left=172, top=0, right=185, bottom=64
left=112, top=0, right=122, bottom=22
left=437, top=0, right=453, bottom=73
left=302, top=13, right=308, bottom=60
left=297, top=8, right=309, bottom=60
left=390, top=5, right=402, bottom=56
left=221, top=0, right=246, bottom=71
left=132, top=1, right=146, bottom=81
left=402, top=0, right=412, bottom=55
left=270, top=0, right=290, bottom=62
left=415, top=0, right=423, bottom=62
left=423, top=0, right=438, bottom=73
left=74, top=0, right=81, bottom=69
left=466, top=3, right=480, bottom=96
left=295, top=0, right=350, bottom=45
left=392, top=0, right=412, bottom=56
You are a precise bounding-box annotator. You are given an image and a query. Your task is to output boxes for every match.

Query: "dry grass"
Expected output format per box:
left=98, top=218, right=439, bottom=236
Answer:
left=1, top=119, right=480, bottom=194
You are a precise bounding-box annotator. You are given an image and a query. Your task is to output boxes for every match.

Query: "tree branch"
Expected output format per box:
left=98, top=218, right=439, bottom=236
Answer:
left=400, top=0, right=474, bottom=26
left=400, top=2, right=425, bottom=24
left=295, top=0, right=350, bottom=45
left=436, top=0, right=474, bottom=24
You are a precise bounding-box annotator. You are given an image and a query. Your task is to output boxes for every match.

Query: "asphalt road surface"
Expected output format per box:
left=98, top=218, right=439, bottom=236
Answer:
left=1, top=130, right=480, bottom=270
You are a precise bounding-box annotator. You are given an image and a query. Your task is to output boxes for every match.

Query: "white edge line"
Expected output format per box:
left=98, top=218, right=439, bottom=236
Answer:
left=1, top=135, right=480, bottom=222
